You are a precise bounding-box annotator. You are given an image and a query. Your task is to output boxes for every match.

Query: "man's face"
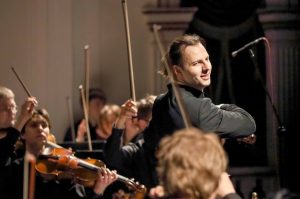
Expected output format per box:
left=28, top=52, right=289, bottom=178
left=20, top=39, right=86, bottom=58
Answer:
left=175, top=43, right=212, bottom=90
left=0, top=98, right=17, bottom=128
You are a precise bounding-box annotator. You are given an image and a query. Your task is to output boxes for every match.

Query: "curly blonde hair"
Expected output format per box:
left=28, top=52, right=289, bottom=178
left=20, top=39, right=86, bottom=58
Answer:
left=156, top=128, right=227, bottom=199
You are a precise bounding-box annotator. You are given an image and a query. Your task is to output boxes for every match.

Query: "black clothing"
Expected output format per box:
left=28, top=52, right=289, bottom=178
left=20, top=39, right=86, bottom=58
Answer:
left=143, top=84, right=256, bottom=151
left=0, top=128, right=20, bottom=199
left=223, top=193, right=242, bottom=199
left=64, top=120, right=99, bottom=142
left=0, top=127, right=19, bottom=166
left=105, top=84, right=256, bottom=189
left=181, top=0, right=262, bottom=26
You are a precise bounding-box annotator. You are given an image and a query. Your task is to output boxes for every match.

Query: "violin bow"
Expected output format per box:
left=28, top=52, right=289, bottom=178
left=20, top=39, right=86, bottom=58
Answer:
left=11, top=66, right=32, bottom=97
left=84, top=45, right=90, bottom=124
left=79, top=85, right=93, bottom=151
left=11, top=66, right=36, bottom=199
left=152, top=25, right=192, bottom=128
left=121, top=0, right=136, bottom=101
left=66, top=96, right=76, bottom=142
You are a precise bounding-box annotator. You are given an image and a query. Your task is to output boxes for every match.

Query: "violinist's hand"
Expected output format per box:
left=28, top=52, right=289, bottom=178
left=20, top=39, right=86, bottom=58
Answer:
left=148, top=185, right=165, bottom=199
left=115, top=99, right=137, bottom=129
left=237, top=134, right=256, bottom=144
left=76, top=119, right=87, bottom=143
left=15, top=97, right=38, bottom=131
left=215, top=172, right=236, bottom=198
left=93, top=168, right=117, bottom=196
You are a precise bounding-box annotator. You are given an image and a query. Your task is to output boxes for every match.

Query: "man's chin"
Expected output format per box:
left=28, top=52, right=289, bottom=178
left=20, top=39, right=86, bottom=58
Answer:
left=198, top=80, right=210, bottom=88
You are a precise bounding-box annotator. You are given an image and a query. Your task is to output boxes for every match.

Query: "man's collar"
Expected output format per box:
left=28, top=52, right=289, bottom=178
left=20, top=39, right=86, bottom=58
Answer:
left=167, top=84, right=204, bottom=98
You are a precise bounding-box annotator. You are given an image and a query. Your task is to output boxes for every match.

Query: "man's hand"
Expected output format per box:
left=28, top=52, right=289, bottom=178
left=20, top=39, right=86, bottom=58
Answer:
left=93, top=168, right=117, bottom=196
left=14, top=97, right=38, bottom=131
left=76, top=119, right=87, bottom=142
left=115, top=99, right=137, bottom=129
left=216, top=172, right=236, bottom=198
left=148, top=185, right=165, bottom=199
left=237, top=134, right=256, bottom=144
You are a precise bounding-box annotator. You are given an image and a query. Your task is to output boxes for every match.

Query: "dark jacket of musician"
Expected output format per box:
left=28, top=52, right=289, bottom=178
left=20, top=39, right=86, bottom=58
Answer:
left=104, top=84, right=256, bottom=189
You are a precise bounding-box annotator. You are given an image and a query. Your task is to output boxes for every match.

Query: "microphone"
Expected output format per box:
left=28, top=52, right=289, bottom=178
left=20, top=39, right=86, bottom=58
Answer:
left=231, top=37, right=265, bottom=57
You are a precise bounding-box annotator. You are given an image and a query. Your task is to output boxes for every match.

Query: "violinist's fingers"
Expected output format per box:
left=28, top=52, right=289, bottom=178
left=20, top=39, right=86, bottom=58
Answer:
left=106, top=168, right=113, bottom=175
left=125, top=99, right=135, bottom=107
left=14, top=97, right=38, bottom=131
left=94, top=169, right=116, bottom=195
left=98, top=168, right=108, bottom=184
left=77, top=119, right=87, bottom=141
left=26, top=97, right=38, bottom=113
left=121, top=100, right=137, bottom=116
left=79, top=119, right=87, bottom=128
left=21, top=97, right=37, bottom=114
left=116, top=100, right=137, bottom=129
left=97, top=168, right=116, bottom=185
left=112, top=170, right=117, bottom=180
left=237, top=134, right=256, bottom=144
left=149, top=185, right=165, bottom=198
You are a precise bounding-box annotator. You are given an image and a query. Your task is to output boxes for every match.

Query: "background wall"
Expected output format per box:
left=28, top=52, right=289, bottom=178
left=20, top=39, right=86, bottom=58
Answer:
left=0, top=0, right=156, bottom=141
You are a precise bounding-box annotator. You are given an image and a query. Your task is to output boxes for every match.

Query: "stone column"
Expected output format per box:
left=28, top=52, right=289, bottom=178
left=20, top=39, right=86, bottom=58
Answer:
left=258, top=1, right=300, bottom=192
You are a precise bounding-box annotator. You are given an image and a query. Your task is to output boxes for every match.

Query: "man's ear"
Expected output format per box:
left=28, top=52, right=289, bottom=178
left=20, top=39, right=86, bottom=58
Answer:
left=173, top=65, right=183, bottom=76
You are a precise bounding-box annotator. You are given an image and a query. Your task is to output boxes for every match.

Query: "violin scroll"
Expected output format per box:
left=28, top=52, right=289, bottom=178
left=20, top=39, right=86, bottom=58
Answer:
left=120, top=176, right=147, bottom=194
left=116, top=177, right=147, bottom=199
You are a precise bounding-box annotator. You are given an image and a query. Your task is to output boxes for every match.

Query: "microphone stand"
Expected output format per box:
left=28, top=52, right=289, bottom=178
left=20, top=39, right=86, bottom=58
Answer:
left=248, top=48, right=286, bottom=187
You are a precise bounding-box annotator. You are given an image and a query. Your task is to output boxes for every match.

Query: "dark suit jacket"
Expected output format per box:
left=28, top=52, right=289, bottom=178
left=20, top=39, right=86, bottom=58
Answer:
left=105, top=84, right=256, bottom=189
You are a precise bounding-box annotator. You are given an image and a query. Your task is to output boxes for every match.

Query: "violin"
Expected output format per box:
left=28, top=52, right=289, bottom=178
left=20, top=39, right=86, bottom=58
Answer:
left=35, top=143, right=146, bottom=194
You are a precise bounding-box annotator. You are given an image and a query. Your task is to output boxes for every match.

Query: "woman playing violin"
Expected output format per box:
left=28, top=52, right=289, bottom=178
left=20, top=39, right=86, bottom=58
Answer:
left=6, top=108, right=117, bottom=199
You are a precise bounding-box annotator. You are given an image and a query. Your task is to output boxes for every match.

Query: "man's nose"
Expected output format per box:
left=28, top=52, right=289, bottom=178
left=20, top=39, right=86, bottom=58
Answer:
left=203, top=62, right=211, bottom=71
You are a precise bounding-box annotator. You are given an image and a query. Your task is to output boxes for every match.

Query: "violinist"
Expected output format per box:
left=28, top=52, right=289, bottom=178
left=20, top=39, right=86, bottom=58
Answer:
left=7, top=108, right=117, bottom=199
left=0, top=86, right=37, bottom=165
left=64, top=88, right=107, bottom=142
left=96, top=103, right=121, bottom=140
left=102, top=96, right=154, bottom=199
left=122, top=95, right=156, bottom=145
left=0, top=86, right=37, bottom=199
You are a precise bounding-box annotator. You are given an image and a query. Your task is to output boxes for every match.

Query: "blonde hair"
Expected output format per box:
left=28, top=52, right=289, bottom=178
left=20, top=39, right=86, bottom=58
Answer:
left=156, top=128, right=227, bottom=199
left=98, top=104, right=121, bottom=139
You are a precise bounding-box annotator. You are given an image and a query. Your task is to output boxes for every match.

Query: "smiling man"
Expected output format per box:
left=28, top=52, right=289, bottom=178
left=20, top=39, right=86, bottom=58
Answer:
left=104, top=34, right=257, bottom=190
left=143, top=34, right=256, bottom=148
left=143, top=34, right=256, bottom=187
